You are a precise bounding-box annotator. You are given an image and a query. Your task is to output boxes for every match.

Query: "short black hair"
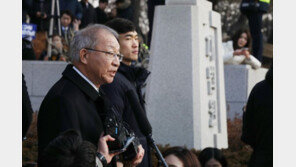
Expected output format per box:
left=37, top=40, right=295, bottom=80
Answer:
left=61, top=10, right=74, bottom=21
left=100, top=0, right=108, bottom=3
left=198, top=147, right=228, bottom=167
left=105, top=18, right=136, bottom=34
left=39, top=129, right=97, bottom=167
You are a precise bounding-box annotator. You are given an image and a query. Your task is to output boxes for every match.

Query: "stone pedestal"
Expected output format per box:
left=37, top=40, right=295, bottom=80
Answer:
left=145, top=0, right=228, bottom=149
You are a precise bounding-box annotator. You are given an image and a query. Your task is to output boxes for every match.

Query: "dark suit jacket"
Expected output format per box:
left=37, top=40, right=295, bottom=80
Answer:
left=80, top=1, right=97, bottom=29
left=37, top=64, right=108, bottom=161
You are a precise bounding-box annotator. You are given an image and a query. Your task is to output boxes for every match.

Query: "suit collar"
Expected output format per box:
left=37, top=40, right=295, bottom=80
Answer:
left=62, top=64, right=101, bottom=101
left=118, top=63, right=150, bottom=87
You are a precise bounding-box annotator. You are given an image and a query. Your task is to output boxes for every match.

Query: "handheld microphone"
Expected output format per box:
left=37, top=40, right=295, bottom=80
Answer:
left=126, top=90, right=168, bottom=167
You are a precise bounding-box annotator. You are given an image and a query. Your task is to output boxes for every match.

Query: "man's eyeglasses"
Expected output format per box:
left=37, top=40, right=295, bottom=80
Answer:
left=84, top=48, right=123, bottom=62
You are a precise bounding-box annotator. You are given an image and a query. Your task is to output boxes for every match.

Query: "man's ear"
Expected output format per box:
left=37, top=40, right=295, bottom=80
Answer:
left=79, top=49, right=88, bottom=64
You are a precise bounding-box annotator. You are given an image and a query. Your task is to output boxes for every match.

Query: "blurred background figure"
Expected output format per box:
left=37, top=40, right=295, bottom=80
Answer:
left=163, top=146, right=201, bottom=167
left=80, top=0, right=97, bottom=29
left=29, top=0, right=52, bottom=32
left=60, top=10, right=79, bottom=48
left=115, top=0, right=134, bottom=21
left=96, top=0, right=109, bottom=24
left=198, top=147, right=228, bottom=167
left=39, top=34, right=68, bottom=61
left=223, top=28, right=261, bottom=69
left=241, top=65, right=273, bottom=167
left=108, top=7, right=118, bottom=21
left=147, top=0, right=165, bottom=47
left=22, top=38, right=36, bottom=60
left=59, top=0, right=83, bottom=21
left=22, top=0, right=33, bottom=23
left=240, top=0, right=271, bottom=62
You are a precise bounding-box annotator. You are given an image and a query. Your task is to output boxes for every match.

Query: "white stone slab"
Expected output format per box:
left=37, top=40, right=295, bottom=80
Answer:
left=146, top=1, right=228, bottom=150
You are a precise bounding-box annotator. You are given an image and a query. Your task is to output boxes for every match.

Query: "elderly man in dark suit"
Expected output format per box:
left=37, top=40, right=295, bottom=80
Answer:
left=37, top=24, right=144, bottom=166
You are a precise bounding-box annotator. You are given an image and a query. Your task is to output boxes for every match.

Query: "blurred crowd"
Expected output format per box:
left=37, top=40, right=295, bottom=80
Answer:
left=22, top=0, right=151, bottom=66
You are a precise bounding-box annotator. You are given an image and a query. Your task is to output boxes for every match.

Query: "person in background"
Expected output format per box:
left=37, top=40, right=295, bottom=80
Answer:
left=240, top=0, right=271, bottom=62
left=222, top=28, right=261, bottom=69
left=59, top=0, right=83, bottom=21
left=198, top=147, right=228, bottom=167
left=108, top=7, right=118, bottom=21
left=80, top=0, right=97, bottom=29
left=95, top=0, right=109, bottom=24
left=22, top=38, right=36, bottom=60
left=22, top=0, right=33, bottom=23
left=39, top=34, right=68, bottom=61
left=241, top=65, right=273, bottom=167
left=102, top=18, right=151, bottom=167
left=60, top=10, right=80, bottom=48
left=115, top=0, right=134, bottom=22
left=29, top=0, right=51, bottom=31
left=163, top=146, right=201, bottom=167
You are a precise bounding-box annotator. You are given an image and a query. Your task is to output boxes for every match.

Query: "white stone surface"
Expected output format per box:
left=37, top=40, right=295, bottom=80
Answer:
left=146, top=1, right=228, bottom=150
left=224, top=64, right=268, bottom=119
left=22, top=61, right=68, bottom=111
left=166, top=0, right=203, bottom=6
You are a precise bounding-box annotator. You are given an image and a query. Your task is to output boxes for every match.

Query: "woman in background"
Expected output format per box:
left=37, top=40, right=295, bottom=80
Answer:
left=163, top=146, right=200, bottom=167
left=223, top=28, right=261, bottom=69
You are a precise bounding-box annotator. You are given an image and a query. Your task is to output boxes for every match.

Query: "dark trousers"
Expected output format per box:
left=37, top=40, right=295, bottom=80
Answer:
left=246, top=13, right=263, bottom=62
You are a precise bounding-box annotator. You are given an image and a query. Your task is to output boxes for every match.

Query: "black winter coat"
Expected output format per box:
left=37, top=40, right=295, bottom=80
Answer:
left=101, top=63, right=151, bottom=167
left=241, top=66, right=273, bottom=167
left=37, top=64, right=109, bottom=163
left=22, top=74, right=33, bottom=139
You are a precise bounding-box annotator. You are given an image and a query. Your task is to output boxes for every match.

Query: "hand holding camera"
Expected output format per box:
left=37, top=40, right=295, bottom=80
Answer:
left=103, top=109, right=141, bottom=161
left=97, top=133, right=120, bottom=164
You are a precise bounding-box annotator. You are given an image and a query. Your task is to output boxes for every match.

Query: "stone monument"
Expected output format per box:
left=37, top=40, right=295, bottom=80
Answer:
left=145, top=0, right=228, bottom=149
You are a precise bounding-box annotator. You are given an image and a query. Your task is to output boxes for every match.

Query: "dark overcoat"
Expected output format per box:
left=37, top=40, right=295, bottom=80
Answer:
left=37, top=64, right=108, bottom=161
left=241, top=67, right=273, bottom=167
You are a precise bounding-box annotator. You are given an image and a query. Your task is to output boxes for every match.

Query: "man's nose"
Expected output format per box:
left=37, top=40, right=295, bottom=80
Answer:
left=132, top=39, right=138, bottom=48
left=112, top=57, right=120, bottom=67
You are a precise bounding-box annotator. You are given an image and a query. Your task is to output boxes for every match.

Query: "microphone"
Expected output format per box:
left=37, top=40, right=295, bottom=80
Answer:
left=126, top=90, right=152, bottom=136
left=126, top=90, right=168, bottom=167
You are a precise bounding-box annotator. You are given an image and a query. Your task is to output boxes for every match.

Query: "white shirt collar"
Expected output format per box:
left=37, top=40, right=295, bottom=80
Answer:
left=73, top=66, right=99, bottom=92
left=62, top=26, right=68, bottom=31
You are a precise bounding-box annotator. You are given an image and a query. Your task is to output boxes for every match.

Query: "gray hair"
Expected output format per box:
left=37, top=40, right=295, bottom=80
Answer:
left=69, top=24, right=119, bottom=63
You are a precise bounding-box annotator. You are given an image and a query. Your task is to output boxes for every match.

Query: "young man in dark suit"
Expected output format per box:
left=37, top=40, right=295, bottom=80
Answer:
left=102, top=18, right=151, bottom=167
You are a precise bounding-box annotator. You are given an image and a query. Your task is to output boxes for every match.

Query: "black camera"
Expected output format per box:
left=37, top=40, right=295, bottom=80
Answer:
left=104, top=109, right=140, bottom=161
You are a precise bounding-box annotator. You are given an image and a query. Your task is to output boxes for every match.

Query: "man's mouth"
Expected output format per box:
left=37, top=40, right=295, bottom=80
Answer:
left=110, top=71, right=117, bottom=77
